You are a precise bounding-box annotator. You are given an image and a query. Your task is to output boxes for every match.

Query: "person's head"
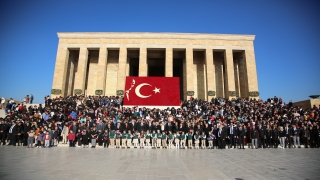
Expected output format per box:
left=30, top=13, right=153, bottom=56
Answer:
left=30, top=129, right=34, bottom=133
left=70, top=130, right=73, bottom=133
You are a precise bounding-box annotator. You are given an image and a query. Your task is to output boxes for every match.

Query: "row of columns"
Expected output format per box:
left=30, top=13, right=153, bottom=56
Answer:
left=52, top=45, right=259, bottom=100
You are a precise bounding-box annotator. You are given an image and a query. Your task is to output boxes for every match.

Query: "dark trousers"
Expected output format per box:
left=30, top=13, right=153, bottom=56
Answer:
left=272, top=138, right=279, bottom=148
left=266, top=137, right=271, bottom=147
left=103, top=139, right=110, bottom=148
left=238, top=136, right=244, bottom=148
left=69, top=140, right=74, bottom=147
left=9, top=133, right=16, bottom=146
left=229, top=135, right=236, bottom=148
left=285, top=135, right=292, bottom=148
left=302, top=137, right=308, bottom=147
left=218, top=137, right=224, bottom=149
left=77, top=139, right=82, bottom=146
left=259, top=137, right=265, bottom=148
left=0, top=132, right=7, bottom=145
left=98, top=137, right=103, bottom=146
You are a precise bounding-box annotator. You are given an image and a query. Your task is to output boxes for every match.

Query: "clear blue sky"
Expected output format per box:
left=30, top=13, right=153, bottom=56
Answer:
left=0, top=0, right=319, bottom=104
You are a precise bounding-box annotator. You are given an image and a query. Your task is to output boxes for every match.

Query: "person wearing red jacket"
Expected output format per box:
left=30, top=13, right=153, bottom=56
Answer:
left=68, top=130, right=76, bottom=147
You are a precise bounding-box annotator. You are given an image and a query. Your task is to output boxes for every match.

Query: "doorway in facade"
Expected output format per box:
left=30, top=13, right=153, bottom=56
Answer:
left=147, top=49, right=165, bottom=76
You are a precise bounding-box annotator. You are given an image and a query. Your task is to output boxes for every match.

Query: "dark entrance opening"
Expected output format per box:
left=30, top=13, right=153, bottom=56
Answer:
left=147, top=49, right=165, bottom=76
left=128, top=49, right=139, bottom=76
left=173, top=50, right=185, bottom=100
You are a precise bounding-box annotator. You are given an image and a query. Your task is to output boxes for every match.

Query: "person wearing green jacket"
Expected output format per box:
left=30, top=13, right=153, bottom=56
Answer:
left=133, top=132, right=139, bottom=148
left=194, top=131, right=200, bottom=149
left=121, top=131, right=127, bottom=148
left=151, top=130, right=157, bottom=148
left=187, top=130, right=193, bottom=149
left=161, top=131, right=167, bottom=148
left=175, top=132, right=180, bottom=149
left=126, top=130, right=132, bottom=148
left=109, top=130, right=115, bottom=148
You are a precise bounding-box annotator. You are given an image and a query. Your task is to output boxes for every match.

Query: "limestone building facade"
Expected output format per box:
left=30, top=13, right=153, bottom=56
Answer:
left=51, top=32, right=259, bottom=100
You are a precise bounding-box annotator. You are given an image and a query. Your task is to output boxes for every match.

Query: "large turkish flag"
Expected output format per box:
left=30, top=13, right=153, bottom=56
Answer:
left=123, top=76, right=180, bottom=107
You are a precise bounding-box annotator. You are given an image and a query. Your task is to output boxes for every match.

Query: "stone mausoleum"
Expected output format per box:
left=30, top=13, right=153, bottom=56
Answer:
left=51, top=32, right=259, bottom=100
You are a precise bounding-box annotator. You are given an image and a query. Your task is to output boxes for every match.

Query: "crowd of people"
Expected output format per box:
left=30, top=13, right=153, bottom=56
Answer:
left=0, top=95, right=319, bottom=150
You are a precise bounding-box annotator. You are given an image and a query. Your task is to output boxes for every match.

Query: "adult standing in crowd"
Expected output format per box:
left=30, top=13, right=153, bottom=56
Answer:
left=30, top=94, right=34, bottom=104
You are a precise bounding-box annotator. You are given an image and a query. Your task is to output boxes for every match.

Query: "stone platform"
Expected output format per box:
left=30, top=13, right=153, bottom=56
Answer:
left=0, top=144, right=319, bottom=180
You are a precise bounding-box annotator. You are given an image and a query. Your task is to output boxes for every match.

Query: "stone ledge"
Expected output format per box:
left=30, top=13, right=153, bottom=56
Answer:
left=57, top=32, right=255, bottom=41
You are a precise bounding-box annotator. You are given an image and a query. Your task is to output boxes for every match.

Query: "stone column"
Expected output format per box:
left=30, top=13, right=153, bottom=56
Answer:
left=186, top=48, right=194, bottom=99
left=51, top=44, right=69, bottom=97
left=139, top=47, right=147, bottom=76
left=117, top=47, right=127, bottom=95
left=224, top=49, right=236, bottom=99
left=205, top=48, right=216, bottom=100
left=73, top=47, right=88, bottom=95
left=245, top=47, right=259, bottom=98
left=66, top=53, right=75, bottom=96
left=96, top=47, right=108, bottom=96
left=165, top=47, right=173, bottom=77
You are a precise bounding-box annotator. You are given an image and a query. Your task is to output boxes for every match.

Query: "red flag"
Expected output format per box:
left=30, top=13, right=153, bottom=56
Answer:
left=123, top=76, right=180, bottom=107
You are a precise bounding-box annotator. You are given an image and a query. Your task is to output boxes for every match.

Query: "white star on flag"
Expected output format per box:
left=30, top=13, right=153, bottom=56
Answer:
left=153, top=87, right=160, bottom=93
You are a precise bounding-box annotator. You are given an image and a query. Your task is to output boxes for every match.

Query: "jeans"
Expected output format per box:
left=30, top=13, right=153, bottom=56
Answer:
left=279, top=137, right=285, bottom=148
left=293, top=136, right=300, bottom=147
left=251, top=138, right=258, bottom=149
left=69, top=140, right=74, bottom=147
left=27, top=138, right=34, bottom=146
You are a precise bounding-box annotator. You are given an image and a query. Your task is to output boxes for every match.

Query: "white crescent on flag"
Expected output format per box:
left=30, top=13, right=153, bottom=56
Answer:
left=135, top=83, right=152, bottom=98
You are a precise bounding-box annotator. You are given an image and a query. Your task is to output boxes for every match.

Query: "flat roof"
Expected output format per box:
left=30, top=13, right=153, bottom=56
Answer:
left=57, top=32, right=255, bottom=41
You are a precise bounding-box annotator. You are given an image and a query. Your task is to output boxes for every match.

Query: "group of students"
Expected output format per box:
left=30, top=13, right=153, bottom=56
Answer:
left=1, top=95, right=319, bottom=151
left=6, top=119, right=317, bottom=151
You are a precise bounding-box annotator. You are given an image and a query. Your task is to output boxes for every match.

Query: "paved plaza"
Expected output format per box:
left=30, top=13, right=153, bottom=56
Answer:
left=0, top=145, right=319, bottom=180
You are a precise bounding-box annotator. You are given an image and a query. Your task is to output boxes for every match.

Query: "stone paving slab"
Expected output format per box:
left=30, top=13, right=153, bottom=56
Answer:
left=0, top=145, right=319, bottom=180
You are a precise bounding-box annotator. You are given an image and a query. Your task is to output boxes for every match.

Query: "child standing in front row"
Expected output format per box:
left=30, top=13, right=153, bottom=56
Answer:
left=36, top=131, right=44, bottom=148
left=175, top=132, right=180, bottom=149
left=194, top=131, right=200, bottom=149
left=27, top=129, right=35, bottom=148
left=145, top=130, right=151, bottom=148
left=180, top=131, right=186, bottom=148
left=133, top=132, right=139, bottom=148
left=201, top=131, right=206, bottom=149
left=44, top=131, right=51, bottom=148
left=139, top=131, right=145, bottom=149
left=68, top=130, right=75, bottom=147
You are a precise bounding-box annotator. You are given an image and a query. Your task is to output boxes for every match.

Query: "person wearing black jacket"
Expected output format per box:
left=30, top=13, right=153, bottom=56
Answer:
left=129, top=119, right=137, bottom=132
left=246, top=124, right=252, bottom=149
left=227, top=122, right=237, bottom=149
left=301, top=125, right=310, bottom=148
left=310, top=123, right=318, bottom=148
left=284, top=123, right=292, bottom=148
left=217, top=125, right=226, bottom=149
left=272, top=124, right=279, bottom=148
left=8, top=121, right=17, bottom=146
left=258, top=123, right=266, bottom=148
left=23, top=122, right=31, bottom=146
left=250, top=126, right=259, bottom=149
left=265, top=124, right=272, bottom=148
left=137, top=120, right=146, bottom=133
left=0, top=120, right=9, bottom=145
left=237, top=124, right=245, bottom=149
